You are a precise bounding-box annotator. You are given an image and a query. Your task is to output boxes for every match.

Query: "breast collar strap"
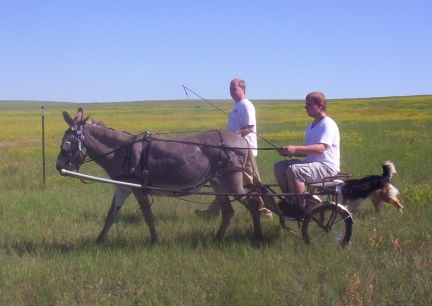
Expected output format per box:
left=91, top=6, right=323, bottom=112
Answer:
left=110, top=132, right=151, bottom=184
left=139, top=132, right=152, bottom=188
left=216, top=129, right=236, bottom=176
left=120, top=143, right=135, bottom=177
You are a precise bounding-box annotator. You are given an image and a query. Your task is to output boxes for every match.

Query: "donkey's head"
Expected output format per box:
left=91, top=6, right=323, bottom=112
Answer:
left=56, top=108, right=89, bottom=173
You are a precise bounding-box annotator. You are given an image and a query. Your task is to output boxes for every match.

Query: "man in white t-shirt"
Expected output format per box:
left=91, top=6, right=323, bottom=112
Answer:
left=226, top=79, right=258, bottom=156
left=195, top=78, right=271, bottom=218
left=274, top=91, right=340, bottom=219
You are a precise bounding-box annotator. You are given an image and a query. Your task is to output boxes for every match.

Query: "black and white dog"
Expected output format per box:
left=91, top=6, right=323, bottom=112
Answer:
left=340, top=161, right=403, bottom=213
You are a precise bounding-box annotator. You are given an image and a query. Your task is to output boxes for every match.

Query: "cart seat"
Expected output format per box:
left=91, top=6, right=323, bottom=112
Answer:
left=305, top=172, right=351, bottom=202
left=307, top=179, right=345, bottom=189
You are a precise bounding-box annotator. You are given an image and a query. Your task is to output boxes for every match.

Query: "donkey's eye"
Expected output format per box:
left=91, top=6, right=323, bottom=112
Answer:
left=62, top=140, right=72, bottom=150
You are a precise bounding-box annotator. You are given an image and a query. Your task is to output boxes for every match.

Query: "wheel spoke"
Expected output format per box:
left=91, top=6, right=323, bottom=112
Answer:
left=302, top=203, right=353, bottom=246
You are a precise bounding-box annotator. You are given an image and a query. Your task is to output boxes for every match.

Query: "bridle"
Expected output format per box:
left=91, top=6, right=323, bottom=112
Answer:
left=60, top=123, right=88, bottom=171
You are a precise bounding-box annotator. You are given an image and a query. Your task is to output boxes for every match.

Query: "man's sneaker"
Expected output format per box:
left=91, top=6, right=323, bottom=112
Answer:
left=194, top=209, right=220, bottom=219
left=278, top=200, right=305, bottom=221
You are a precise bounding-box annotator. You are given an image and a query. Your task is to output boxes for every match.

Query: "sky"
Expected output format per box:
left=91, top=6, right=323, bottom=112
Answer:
left=1, top=1, right=431, bottom=102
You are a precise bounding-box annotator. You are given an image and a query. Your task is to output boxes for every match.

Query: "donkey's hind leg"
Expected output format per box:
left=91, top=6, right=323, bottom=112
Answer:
left=241, top=194, right=264, bottom=241
left=97, top=186, right=131, bottom=243
left=215, top=171, right=264, bottom=241
left=132, top=189, right=158, bottom=243
left=215, top=195, right=264, bottom=242
left=240, top=153, right=264, bottom=240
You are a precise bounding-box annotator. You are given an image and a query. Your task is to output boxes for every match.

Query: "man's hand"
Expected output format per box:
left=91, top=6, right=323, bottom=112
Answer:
left=277, top=146, right=295, bottom=156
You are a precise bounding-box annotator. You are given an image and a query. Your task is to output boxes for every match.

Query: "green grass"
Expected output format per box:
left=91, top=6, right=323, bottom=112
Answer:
left=1, top=96, right=431, bottom=305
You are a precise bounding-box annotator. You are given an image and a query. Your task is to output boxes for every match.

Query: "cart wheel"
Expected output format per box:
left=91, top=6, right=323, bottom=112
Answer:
left=302, top=202, right=353, bottom=247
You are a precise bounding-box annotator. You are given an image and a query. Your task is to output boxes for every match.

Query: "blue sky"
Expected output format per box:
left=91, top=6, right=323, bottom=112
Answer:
left=1, top=1, right=430, bottom=102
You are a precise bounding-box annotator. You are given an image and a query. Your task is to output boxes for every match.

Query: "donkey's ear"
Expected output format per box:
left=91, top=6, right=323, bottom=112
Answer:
left=63, top=111, right=74, bottom=127
left=73, top=108, right=84, bottom=123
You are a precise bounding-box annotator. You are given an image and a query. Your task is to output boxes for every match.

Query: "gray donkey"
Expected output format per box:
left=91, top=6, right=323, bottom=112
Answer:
left=56, top=108, right=265, bottom=243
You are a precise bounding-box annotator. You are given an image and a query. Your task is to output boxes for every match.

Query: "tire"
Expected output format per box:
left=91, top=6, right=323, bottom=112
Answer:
left=302, top=202, right=353, bottom=247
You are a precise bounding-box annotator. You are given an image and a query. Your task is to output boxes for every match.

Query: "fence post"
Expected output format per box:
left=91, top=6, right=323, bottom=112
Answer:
left=42, top=105, right=46, bottom=185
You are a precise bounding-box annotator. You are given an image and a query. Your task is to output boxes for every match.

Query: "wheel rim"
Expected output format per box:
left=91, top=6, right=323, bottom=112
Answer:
left=302, top=204, right=352, bottom=246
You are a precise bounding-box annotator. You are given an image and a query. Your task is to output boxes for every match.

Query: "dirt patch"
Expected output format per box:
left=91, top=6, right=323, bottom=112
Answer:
left=0, top=139, right=41, bottom=148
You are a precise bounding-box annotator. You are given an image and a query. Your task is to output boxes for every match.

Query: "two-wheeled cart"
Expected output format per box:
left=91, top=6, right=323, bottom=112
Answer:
left=62, top=170, right=354, bottom=246
left=258, top=172, right=353, bottom=246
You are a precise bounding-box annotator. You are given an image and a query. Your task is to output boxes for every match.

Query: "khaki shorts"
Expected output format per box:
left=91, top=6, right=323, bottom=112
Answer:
left=274, top=159, right=337, bottom=183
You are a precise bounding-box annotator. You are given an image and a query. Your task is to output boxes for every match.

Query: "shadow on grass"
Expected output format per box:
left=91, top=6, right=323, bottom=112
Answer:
left=2, top=237, right=102, bottom=257
left=2, top=222, right=300, bottom=257
left=2, top=236, right=160, bottom=257
left=81, top=209, right=185, bottom=225
left=170, top=225, right=299, bottom=250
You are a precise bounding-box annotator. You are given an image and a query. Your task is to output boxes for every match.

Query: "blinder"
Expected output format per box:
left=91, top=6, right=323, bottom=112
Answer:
left=60, top=124, right=87, bottom=171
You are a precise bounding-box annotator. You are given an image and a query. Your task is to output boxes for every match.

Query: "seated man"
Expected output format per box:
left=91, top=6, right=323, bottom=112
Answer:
left=274, top=92, right=340, bottom=219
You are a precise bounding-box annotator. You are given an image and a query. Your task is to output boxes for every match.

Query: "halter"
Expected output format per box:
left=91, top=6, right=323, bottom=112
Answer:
left=60, top=123, right=88, bottom=171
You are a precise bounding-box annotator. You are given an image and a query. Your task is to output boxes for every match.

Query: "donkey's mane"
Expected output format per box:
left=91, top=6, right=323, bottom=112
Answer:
left=84, top=117, right=133, bottom=136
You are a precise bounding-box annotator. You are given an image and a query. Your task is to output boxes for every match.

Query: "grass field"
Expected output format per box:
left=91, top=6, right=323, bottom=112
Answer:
left=1, top=96, right=431, bottom=305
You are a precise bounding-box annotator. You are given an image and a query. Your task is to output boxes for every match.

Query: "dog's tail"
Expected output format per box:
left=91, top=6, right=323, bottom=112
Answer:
left=382, top=161, right=397, bottom=179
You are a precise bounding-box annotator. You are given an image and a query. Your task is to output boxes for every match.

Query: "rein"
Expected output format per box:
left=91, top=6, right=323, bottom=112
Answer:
left=78, top=128, right=279, bottom=168
left=62, top=124, right=285, bottom=196
left=79, top=139, right=141, bottom=165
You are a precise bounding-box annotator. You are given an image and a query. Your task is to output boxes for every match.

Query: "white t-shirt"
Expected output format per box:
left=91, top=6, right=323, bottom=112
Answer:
left=304, top=116, right=340, bottom=172
left=226, top=99, right=258, bottom=156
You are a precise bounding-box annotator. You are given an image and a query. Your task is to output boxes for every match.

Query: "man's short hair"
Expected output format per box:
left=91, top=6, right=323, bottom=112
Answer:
left=306, top=91, right=327, bottom=111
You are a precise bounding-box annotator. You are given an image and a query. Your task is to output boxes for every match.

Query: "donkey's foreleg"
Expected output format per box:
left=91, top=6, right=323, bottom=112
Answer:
left=97, top=186, right=131, bottom=243
left=216, top=198, right=234, bottom=241
left=133, top=189, right=158, bottom=243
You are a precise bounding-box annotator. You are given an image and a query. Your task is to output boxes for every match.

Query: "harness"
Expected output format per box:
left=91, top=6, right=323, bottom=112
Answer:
left=64, top=127, right=249, bottom=193
left=139, top=132, right=152, bottom=190
left=216, top=129, right=236, bottom=176
left=135, top=130, right=246, bottom=192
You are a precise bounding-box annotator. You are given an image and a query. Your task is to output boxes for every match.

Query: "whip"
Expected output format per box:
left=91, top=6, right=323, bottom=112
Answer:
left=182, top=85, right=278, bottom=150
